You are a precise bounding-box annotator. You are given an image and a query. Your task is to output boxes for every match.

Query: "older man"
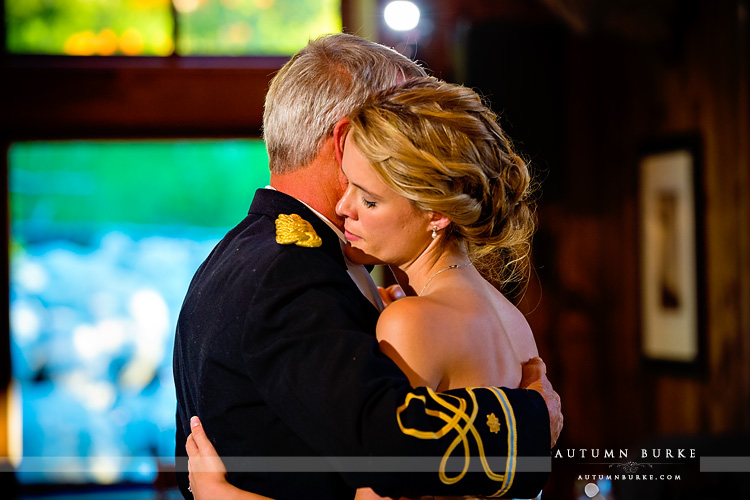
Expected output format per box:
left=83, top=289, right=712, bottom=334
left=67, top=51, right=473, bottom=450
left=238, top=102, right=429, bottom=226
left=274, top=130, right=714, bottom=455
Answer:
left=174, top=33, right=561, bottom=500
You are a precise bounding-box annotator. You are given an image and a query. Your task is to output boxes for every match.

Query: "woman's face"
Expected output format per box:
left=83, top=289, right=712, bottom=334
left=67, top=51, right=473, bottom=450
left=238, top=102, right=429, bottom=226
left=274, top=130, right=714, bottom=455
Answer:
left=335, top=133, right=433, bottom=267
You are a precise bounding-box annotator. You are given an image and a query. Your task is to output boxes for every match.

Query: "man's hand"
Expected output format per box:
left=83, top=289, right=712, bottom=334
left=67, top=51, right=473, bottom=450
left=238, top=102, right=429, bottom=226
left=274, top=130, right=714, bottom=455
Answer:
left=521, top=357, right=562, bottom=447
left=377, top=284, right=406, bottom=306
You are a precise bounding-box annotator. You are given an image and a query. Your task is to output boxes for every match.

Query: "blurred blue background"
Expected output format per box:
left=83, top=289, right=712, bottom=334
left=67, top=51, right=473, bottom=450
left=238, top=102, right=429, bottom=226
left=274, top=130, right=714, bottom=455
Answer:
left=9, top=139, right=270, bottom=485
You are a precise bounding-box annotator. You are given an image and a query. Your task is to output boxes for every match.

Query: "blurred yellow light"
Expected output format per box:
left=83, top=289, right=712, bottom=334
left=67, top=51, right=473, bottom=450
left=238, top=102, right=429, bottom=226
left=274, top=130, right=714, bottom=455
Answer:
left=63, top=31, right=97, bottom=56
left=134, top=0, right=172, bottom=7
left=220, top=0, right=241, bottom=9
left=132, top=0, right=172, bottom=7
left=173, top=0, right=201, bottom=13
left=253, top=0, right=275, bottom=9
left=90, top=456, right=121, bottom=484
left=120, top=28, right=145, bottom=55
left=96, top=29, right=119, bottom=55
left=152, top=37, right=175, bottom=56
left=228, top=22, right=253, bottom=45
left=8, top=381, right=22, bottom=469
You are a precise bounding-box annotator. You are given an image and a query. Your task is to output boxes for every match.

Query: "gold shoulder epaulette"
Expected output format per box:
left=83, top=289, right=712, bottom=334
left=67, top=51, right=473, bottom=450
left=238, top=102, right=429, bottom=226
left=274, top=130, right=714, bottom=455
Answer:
left=275, top=214, right=322, bottom=248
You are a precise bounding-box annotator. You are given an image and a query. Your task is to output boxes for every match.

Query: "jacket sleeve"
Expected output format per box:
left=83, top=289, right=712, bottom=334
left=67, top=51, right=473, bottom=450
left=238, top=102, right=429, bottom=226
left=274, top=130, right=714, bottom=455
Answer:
left=241, top=247, right=550, bottom=498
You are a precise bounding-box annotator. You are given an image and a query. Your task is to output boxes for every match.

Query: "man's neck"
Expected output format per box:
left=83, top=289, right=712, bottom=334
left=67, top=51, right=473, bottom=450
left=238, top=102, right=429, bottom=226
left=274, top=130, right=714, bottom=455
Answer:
left=269, top=141, right=345, bottom=231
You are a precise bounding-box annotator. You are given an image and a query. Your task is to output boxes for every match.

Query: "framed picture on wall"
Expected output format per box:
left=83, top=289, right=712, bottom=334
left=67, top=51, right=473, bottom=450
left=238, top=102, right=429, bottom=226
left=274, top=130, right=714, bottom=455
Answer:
left=638, top=135, right=706, bottom=372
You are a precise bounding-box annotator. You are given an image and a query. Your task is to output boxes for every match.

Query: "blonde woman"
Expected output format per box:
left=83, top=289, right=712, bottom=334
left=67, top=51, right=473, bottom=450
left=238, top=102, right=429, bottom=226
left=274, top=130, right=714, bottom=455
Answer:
left=186, top=77, right=548, bottom=500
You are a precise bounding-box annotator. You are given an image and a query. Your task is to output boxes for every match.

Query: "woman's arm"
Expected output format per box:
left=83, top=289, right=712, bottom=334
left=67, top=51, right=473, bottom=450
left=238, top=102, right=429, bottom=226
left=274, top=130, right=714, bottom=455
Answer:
left=355, top=487, right=396, bottom=500
left=186, top=419, right=405, bottom=500
left=186, top=417, right=274, bottom=500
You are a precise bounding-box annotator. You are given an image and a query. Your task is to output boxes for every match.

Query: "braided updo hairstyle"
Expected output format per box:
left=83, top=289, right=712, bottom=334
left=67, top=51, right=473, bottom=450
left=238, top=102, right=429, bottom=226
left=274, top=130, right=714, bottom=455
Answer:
left=347, top=76, right=536, bottom=292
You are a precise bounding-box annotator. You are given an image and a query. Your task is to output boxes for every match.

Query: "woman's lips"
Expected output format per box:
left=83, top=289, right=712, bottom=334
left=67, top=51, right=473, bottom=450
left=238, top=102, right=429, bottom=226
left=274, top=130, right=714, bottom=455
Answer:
left=344, top=229, right=362, bottom=241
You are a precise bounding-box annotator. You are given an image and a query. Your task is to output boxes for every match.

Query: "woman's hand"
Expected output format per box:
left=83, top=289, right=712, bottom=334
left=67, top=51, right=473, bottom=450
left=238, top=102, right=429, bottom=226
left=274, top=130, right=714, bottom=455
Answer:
left=186, top=416, right=274, bottom=500
left=377, top=284, right=406, bottom=306
left=186, top=416, right=230, bottom=499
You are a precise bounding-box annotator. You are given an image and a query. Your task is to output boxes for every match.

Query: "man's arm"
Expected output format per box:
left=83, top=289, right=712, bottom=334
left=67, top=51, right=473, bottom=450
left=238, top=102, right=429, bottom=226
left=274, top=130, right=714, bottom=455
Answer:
left=380, top=286, right=563, bottom=448
left=243, top=248, right=551, bottom=498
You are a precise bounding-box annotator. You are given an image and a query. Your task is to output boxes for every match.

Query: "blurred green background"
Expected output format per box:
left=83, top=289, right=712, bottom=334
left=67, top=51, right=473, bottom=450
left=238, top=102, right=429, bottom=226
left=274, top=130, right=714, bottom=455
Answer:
left=6, top=0, right=342, bottom=56
left=10, top=140, right=271, bottom=242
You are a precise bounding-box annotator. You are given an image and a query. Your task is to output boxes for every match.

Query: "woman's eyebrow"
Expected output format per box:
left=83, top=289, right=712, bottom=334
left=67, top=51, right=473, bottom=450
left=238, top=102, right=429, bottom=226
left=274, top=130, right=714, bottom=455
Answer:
left=351, top=180, right=381, bottom=199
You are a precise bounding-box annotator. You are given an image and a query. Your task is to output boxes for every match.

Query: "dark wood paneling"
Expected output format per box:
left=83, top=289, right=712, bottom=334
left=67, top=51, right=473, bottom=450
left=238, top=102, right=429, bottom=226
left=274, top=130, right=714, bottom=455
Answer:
left=2, top=57, right=284, bottom=139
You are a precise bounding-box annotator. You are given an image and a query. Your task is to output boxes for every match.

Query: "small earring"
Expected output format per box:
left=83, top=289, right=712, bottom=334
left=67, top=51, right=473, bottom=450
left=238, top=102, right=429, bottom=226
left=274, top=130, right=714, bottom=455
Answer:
left=432, top=225, right=438, bottom=239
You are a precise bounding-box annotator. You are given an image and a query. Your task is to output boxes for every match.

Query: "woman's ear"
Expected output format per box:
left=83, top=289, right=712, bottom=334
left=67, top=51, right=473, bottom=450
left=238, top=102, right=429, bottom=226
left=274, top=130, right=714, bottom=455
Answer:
left=333, top=118, right=350, bottom=165
left=428, top=212, right=451, bottom=232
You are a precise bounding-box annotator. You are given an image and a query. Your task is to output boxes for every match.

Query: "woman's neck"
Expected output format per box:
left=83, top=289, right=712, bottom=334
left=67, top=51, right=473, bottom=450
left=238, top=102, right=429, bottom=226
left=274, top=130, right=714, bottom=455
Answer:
left=390, top=241, right=472, bottom=296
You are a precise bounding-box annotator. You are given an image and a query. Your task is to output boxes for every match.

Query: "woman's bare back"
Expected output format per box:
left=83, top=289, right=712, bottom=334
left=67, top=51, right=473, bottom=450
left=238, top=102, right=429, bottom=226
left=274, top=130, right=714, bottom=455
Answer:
left=375, top=269, right=538, bottom=393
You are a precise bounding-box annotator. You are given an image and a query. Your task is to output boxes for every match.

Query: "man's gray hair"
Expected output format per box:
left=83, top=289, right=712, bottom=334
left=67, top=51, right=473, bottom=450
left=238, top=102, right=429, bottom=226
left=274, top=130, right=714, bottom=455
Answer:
left=263, top=33, right=427, bottom=174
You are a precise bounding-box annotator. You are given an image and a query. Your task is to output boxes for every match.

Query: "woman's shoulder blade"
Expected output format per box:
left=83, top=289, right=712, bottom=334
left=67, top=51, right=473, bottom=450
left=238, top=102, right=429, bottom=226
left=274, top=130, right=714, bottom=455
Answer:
left=376, top=295, right=465, bottom=348
left=376, top=297, right=432, bottom=337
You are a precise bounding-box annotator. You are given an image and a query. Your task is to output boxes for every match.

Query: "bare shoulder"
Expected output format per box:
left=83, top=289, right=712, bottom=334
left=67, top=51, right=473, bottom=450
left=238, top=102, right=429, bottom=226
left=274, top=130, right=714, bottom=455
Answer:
left=375, top=296, right=442, bottom=344
left=375, top=296, right=447, bottom=389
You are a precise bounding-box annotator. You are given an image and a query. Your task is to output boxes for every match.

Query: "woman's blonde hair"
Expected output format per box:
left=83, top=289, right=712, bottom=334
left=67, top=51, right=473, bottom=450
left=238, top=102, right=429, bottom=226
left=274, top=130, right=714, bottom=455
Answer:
left=348, top=77, right=536, bottom=291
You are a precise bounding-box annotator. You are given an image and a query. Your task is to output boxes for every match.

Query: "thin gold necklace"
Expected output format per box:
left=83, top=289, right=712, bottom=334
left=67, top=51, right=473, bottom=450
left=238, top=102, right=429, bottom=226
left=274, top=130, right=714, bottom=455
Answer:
left=419, top=262, right=473, bottom=296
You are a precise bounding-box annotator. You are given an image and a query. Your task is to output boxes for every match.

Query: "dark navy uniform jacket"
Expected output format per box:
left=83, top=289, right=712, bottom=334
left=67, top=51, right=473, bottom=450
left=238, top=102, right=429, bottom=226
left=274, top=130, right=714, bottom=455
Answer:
left=173, top=188, right=550, bottom=499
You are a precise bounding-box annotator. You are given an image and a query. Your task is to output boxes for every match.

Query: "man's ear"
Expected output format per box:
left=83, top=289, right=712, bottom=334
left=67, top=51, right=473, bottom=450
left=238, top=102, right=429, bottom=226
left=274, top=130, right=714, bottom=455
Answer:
left=333, top=118, right=350, bottom=165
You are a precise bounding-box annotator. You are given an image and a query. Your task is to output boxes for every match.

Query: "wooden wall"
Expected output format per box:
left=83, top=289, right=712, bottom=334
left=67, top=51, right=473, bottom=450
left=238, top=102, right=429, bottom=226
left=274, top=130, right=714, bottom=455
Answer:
left=644, top=0, right=750, bottom=438
left=533, top=0, right=750, bottom=446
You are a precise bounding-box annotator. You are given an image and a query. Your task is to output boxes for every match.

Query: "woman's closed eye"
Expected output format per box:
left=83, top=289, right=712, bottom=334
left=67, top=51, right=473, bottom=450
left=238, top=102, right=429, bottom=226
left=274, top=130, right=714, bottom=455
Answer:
left=362, top=197, right=377, bottom=209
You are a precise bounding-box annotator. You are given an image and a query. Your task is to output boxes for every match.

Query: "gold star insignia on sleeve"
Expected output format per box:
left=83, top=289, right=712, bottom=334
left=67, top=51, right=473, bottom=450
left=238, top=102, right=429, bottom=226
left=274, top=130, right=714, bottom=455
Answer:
left=487, top=413, right=501, bottom=434
left=275, top=214, right=322, bottom=248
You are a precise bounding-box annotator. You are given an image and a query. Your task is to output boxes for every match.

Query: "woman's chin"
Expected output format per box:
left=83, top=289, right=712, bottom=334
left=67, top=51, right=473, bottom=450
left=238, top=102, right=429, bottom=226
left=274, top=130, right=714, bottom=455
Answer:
left=344, top=243, right=384, bottom=266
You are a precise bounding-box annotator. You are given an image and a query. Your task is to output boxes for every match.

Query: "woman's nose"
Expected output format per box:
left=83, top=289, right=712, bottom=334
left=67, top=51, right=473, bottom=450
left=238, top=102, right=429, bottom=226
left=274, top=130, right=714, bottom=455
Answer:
left=335, top=186, right=356, bottom=219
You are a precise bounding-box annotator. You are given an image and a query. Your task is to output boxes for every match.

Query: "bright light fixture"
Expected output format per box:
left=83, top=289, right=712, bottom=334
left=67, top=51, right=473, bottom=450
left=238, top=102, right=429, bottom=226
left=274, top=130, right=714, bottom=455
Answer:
left=384, top=1, right=420, bottom=32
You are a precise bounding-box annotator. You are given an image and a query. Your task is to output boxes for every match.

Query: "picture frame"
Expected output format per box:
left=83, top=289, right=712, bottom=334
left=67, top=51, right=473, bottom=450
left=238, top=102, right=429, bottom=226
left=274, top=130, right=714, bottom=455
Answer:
left=638, top=135, right=706, bottom=372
